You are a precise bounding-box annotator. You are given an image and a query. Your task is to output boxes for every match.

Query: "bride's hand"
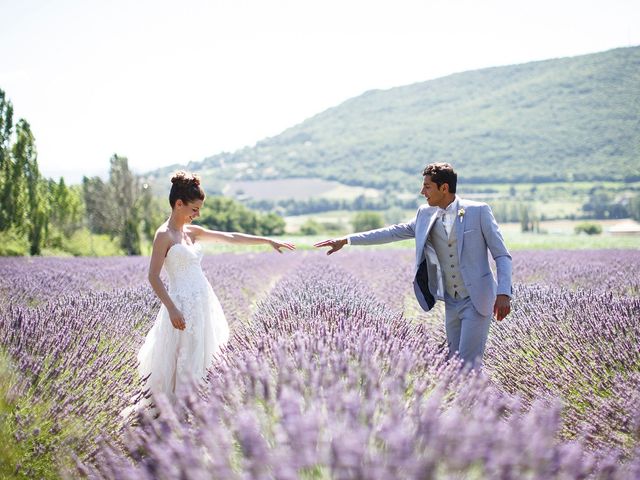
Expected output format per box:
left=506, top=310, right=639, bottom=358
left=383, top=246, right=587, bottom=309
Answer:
left=270, top=240, right=296, bottom=253
left=168, top=308, right=186, bottom=330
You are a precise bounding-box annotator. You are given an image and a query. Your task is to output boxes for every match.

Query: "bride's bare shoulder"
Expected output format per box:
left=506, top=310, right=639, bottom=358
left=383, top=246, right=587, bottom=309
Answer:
left=153, top=227, right=173, bottom=246
left=155, top=222, right=169, bottom=234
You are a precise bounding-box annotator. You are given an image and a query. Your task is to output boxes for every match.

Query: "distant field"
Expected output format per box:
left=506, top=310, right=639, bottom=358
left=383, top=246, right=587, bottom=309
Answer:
left=502, top=233, right=639, bottom=250
left=285, top=210, right=363, bottom=233
left=200, top=235, right=416, bottom=254
left=201, top=229, right=639, bottom=256
left=203, top=216, right=640, bottom=254
left=462, top=180, right=639, bottom=219
left=286, top=209, right=639, bottom=232
left=222, top=178, right=380, bottom=201
left=220, top=178, right=637, bottom=224
left=501, top=218, right=639, bottom=234
left=500, top=219, right=640, bottom=250
left=461, top=180, right=640, bottom=195
left=222, top=178, right=639, bottom=203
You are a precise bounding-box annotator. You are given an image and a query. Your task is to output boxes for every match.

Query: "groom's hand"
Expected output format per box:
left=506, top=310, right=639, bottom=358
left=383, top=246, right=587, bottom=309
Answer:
left=493, top=294, right=511, bottom=321
left=314, top=238, right=348, bottom=255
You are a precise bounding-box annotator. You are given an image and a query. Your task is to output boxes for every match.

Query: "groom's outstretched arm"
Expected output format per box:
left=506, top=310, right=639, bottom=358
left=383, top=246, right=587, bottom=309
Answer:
left=314, top=216, right=417, bottom=255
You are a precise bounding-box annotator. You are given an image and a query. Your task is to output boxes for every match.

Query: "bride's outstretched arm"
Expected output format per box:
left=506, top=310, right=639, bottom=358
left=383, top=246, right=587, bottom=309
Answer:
left=148, top=231, right=186, bottom=330
left=188, top=225, right=295, bottom=253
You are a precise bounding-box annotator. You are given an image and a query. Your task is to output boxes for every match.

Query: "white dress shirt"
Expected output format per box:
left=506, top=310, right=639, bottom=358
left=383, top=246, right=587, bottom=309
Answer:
left=438, top=197, right=459, bottom=237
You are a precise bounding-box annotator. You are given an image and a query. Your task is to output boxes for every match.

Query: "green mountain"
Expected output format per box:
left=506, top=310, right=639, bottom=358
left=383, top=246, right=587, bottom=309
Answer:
left=158, top=46, right=640, bottom=191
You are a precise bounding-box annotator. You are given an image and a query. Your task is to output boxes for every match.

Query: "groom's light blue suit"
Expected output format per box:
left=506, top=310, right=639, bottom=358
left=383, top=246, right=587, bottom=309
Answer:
left=348, top=198, right=512, bottom=366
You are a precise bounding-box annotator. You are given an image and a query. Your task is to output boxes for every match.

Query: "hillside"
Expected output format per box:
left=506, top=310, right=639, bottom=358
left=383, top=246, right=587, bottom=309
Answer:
left=151, top=46, right=640, bottom=192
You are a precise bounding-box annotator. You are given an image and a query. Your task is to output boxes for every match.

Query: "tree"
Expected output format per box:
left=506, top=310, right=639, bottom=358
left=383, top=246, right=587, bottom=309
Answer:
left=630, top=194, right=640, bottom=221
left=139, top=182, right=165, bottom=242
left=109, top=155, right=142, bottom=255
left=0, top=93, right=26, bottom=231
left=0, top=109, right=49, bottom=255
left=300, top=218, right=322, bottom=235
left=48, top=178, right=84, bottom=237
left=82, top=154, right=144, bottom=255
left=352, top=211, right=384, bottom=232
left=519, top=204, right=540, bottom=233
left=0, top=90, right=13, bottom=168
left=582, top=190, right=629, bottom=219
left=259, top=212, right=285, bottom=236
left=198, top=196, right=285, bottom=235
left=82, top=176, right=114, bottom=234
left=13, top=120, right=48, bottom=254
left=0, top=89, right=78, bottom=256
left=520, top=204, right=531, bottom=232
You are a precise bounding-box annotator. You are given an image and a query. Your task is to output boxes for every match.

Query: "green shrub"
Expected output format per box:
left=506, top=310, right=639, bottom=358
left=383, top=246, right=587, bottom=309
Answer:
left=0, top=228, right=30, bottom=256
left=574, top=222, right=603, bottom=235
left=322, top=221, right=346, bottom=235
left=352, top=211, right=384, bottom=232
left=300, top=219, right=322, bottom=235
left=60, top=228, right=123, bottom=256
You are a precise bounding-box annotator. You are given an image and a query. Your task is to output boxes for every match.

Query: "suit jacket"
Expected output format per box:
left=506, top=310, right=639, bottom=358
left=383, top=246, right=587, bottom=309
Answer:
left=348, top=198, right=512, bottom=316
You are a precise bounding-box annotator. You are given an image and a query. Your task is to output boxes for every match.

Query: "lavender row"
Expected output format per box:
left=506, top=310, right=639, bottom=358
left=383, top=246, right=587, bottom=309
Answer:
left=336, top=247, right=640, bottom=455
left=3, top=250, right=636, bottom=310
left=1, top=249, right=639, bottom=477
left=333, top=249, right=640, bottom=300
left=1, top=287, right=154, bottom=474
left=0, top=252, right=302, bottom=323
left=485, top=283, right=640, bottom=455
left=0, top=256, right=149, bottom=307
left=511, top=249, right=640, bottom=296
left=0, top=252, right=302, bottom=476
left=85, top=259, right=640, bottom=479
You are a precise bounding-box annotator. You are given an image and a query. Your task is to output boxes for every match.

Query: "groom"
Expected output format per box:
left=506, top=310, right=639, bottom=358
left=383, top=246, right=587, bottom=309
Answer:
left=315, top=162, right=512, bottom=368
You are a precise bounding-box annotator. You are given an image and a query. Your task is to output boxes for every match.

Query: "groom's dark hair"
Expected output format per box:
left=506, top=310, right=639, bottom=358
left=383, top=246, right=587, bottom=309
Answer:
left=423, top=163, right=457, bottom=193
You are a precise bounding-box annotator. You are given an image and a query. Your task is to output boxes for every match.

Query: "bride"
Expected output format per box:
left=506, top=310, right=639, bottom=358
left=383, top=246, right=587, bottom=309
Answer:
left=136, top=171, right=294, bottom=407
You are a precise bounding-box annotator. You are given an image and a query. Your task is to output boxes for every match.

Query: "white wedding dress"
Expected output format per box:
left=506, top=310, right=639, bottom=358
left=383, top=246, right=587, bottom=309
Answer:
left=136, top=242, right=229, bottom=403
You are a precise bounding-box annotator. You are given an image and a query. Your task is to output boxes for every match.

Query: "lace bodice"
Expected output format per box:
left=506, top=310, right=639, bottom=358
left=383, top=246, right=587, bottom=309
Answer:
left=164, top=243, right=208, bottom=296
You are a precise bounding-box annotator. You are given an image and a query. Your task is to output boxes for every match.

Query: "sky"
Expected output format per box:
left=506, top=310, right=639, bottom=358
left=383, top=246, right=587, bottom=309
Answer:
left=1, top=0, right=639, bottom=183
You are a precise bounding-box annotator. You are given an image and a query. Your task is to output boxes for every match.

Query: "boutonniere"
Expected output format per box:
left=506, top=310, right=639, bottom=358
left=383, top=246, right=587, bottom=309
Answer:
left=457, top=208, right=465, bottom=223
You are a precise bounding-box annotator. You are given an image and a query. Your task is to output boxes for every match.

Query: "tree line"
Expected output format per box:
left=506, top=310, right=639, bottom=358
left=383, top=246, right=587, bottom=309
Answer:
left=82, top=156, right=284, bottom=255
left=2, top=83, right=638, bottom=256
left=0, top=90, right=285, bottom=256
left=0, top=90, right=84, bottom=255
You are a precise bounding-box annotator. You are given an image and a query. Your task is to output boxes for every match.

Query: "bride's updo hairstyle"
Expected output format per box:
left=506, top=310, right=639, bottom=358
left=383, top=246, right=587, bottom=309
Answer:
left=169, top=171, right=206, bottom=208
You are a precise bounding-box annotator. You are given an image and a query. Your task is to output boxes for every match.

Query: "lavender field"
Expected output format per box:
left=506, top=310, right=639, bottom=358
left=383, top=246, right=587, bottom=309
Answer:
left=1, top=250, right=639, bottom=479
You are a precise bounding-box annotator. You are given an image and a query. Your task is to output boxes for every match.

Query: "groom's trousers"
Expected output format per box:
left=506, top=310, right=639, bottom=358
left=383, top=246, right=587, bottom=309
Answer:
left=443, top=291, right=492, bottom=369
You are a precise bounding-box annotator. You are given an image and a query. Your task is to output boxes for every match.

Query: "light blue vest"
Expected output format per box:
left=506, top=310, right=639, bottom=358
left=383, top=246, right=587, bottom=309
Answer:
left=428, top=219, right=469, bottom=299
